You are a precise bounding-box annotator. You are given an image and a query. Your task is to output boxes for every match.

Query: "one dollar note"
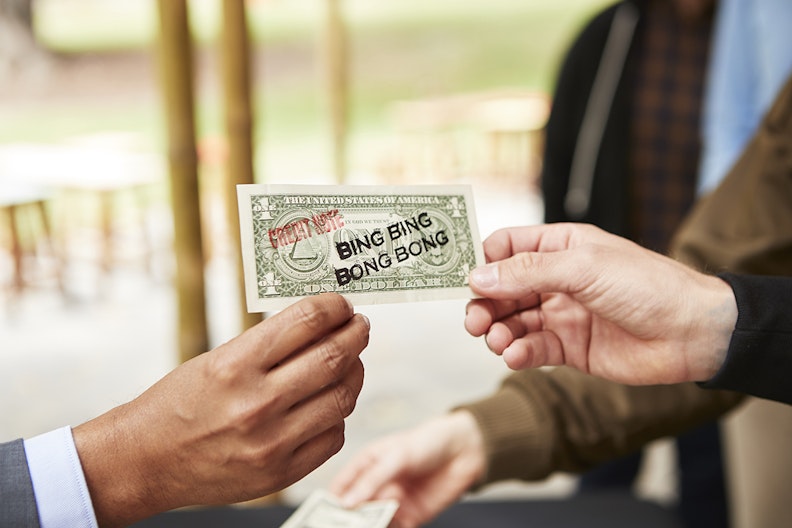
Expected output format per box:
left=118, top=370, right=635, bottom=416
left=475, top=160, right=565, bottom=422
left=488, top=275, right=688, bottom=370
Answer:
left=237, top=184, right=484, bottom=311
left=279, top=490, right=398, bottom=528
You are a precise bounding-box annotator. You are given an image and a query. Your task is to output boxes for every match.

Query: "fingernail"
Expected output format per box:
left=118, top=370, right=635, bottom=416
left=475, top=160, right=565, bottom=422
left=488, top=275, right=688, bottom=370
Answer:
left=470, top=264, right=498, bottom=288
left=360, top=314, right=370, bottom=329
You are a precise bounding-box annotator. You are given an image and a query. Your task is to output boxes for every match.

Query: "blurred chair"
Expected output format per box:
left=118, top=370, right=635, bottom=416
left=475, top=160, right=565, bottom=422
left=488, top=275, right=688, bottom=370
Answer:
left=385, top=95, right=469, bottom=183
left=382, top=90, right=549, bottom=187
left=0, top=136, right=162, bottom=297
left=0, top=183, right=64, bottom=305
left=466, top=90, right=549, bottom=186
left=55, top=173, right=156, bottom=277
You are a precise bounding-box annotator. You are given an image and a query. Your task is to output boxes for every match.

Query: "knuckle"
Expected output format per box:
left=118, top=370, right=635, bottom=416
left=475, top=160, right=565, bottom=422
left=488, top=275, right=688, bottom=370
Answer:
left=232, top=398, right=273, bottom=437
left=255, top=390, right=284, bottom=418
left=507, top=252, right=540, bottom=283
left=574, top=244, right=607, bottom=280
left=333, top=378, right=359, bottom=418
left=294, top=293, right=352, bottom=332
left=230, top=402, right=259, bottom=436
left=515, top=251, right=539, bottom=271
left=317, top=337, right=348, bottom=379
left=205, top=350, right=242, bottom=386
left=291, top=297, right=334, bottom=333
left=327, top=423, right=346, bottom=456
left=352, top=315, right=371, bottom=350
left=241, top=441, right=280, bottom=472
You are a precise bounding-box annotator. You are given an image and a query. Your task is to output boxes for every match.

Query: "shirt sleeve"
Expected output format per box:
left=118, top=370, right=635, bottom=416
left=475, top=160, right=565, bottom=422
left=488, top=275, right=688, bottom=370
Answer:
left=700, top=273, right=792, bottom=405
left=697, top=0, right=759, bottom=195
left=698, top=0, right=792, bottom=196
left=23, top=427, right=98, bottom=528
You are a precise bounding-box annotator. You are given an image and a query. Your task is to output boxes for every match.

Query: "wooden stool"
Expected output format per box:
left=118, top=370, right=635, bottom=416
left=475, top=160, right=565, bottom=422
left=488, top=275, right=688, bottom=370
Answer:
left=0, top=185, right=65, bottom=302
left=467, top=91, right=550, bottom=186
left=55, top=174, right=157, bottom=281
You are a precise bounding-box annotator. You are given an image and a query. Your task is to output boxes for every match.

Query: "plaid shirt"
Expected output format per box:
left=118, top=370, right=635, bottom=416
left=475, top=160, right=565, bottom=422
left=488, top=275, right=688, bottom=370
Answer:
left=628, top=0, right=715, bottom=254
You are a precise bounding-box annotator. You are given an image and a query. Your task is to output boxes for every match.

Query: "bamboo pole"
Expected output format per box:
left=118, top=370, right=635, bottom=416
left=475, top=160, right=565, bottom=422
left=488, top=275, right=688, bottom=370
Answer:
left=218, top=5, right=278, bottom=501
left=220, top=0, right=262, bottom=331
left=157, top=0, right=209, bottom=363
left=324, top=0, right=348, bottom=183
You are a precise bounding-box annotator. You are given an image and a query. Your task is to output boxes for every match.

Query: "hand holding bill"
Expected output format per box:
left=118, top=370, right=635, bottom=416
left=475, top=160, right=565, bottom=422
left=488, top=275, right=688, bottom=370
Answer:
left=330, top=411, right=486, bottom=528
left=465, top=223, right=738, bottom=385
left=73, top=293, right=368, bottom=528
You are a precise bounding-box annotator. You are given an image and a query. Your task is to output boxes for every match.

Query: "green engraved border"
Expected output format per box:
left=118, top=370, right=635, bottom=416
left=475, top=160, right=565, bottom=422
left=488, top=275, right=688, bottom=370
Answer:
left=250, top=193, right=478, bottom=299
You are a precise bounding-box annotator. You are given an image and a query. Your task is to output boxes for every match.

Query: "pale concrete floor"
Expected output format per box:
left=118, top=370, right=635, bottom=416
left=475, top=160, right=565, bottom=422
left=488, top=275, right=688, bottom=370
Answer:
left=0, top=182, right=675, bottom=508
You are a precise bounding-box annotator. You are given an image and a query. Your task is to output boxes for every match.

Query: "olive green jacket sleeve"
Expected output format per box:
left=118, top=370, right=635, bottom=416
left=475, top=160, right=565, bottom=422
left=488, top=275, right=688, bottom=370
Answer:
left=458, top=368, right=743, bottom=486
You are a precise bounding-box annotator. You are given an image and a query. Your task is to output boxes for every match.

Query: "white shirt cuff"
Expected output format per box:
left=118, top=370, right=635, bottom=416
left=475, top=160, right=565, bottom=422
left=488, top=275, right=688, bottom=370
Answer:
left=24, top=426, right=99, bottom=528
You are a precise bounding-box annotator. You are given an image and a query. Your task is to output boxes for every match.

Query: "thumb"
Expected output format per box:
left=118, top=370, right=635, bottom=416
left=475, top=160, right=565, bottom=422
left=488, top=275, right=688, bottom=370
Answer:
left=469, top=250, right=587, bottom=300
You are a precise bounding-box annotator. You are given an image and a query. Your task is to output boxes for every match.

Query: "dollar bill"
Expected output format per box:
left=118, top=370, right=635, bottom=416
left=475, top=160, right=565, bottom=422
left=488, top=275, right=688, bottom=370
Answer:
left=237, top=184, right=484, bottom=311
left=279, top=490, right=398, bottom=528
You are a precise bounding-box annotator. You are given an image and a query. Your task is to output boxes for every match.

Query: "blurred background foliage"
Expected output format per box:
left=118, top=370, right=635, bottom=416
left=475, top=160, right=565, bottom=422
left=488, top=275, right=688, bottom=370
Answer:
left=2, top=0, right=611, bottom=178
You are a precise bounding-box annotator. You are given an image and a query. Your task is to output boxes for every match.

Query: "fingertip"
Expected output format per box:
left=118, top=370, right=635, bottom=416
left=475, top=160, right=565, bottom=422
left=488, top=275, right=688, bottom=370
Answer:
left=352, top=314, right=371, bottom=357
left=469, top=264, right=498, bottom=290
left=483, top=334, right=503, bottom=356
left=463, top=315, right=477, bottom=337
left=312, top=292, right=354, bottom=319
left=324, top=292, right=354, bottom=319
left=464, top=301, right=492, bottom=337
left=359, top=313, right=371, bottom=329
left=503, top=345, right=529, bottom=370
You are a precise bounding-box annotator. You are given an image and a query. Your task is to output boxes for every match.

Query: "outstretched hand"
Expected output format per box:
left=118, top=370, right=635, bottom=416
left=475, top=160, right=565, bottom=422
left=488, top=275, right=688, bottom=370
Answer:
left=74, top=293, right=369, bottom=527
left=330, top=411, right=486, bottom=528
left=465, top=223, right=737, bottom=385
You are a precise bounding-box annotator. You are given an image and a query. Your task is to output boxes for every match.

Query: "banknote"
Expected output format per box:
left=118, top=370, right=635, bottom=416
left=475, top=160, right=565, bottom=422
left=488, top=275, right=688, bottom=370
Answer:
left=237, top=184, right=484, bottom=311
left=279, top=490, right=398, bottom=528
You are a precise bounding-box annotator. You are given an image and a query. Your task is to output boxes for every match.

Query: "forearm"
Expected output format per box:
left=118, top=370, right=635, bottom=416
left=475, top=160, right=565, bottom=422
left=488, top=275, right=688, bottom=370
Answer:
left=458, top=367, right=744, bottom=486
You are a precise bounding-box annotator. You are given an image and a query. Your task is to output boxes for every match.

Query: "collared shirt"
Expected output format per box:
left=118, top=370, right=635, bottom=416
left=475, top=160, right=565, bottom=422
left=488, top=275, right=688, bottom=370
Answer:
left=24, top=427, right=98, bottom=528
left=627, top=0, right=714, bottom=254
left=698, top=0, right=792, bottom=194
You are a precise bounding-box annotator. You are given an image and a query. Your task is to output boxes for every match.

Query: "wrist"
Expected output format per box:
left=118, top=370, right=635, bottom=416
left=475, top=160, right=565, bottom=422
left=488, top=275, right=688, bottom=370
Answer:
left=446, top=411, right=487, bottom=485
left=688, top=275, right=738, bottom=382
left=73, top=403, right=159, bottom=527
